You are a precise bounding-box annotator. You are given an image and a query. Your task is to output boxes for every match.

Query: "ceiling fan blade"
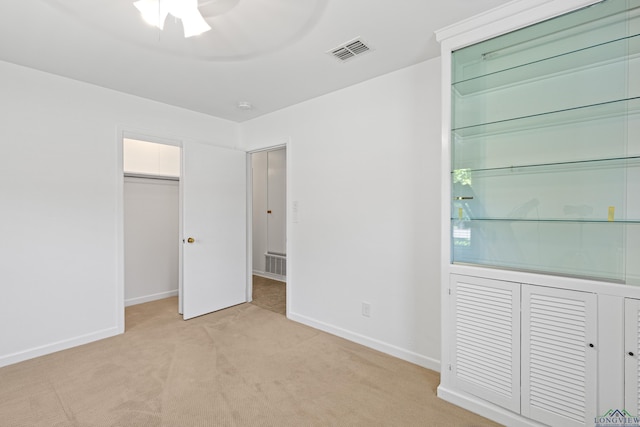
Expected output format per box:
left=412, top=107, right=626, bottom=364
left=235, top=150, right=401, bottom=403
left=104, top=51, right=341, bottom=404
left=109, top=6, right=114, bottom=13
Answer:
left=133, top=0, right=169, bottom=29
left=180, top=10, right=212, bottom=37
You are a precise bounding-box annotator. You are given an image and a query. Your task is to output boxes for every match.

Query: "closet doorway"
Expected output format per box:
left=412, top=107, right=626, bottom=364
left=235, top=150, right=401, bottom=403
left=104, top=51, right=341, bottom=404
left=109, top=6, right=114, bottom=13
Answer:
left=123, top=138, right=181, bottom=308
left=251, top=147, right=287, bottom=315
left=120, top=135, right=248, bottom=322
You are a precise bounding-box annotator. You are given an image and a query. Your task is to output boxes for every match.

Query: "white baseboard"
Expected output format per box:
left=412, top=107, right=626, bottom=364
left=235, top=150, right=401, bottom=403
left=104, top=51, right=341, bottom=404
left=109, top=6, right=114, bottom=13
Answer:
left=125, top=289, right=178, bottom=307
left=252, top=270, right=286, bottom=283
left=287, top=311, right=440, bottom=372
left=0, top=326, right=120, bottom=368
left=437, top=385, right=546, bottom=427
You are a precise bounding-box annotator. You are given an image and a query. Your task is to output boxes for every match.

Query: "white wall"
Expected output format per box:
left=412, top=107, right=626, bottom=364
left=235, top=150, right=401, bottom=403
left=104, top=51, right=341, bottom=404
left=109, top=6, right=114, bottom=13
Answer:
left=241, top=58, right=442, bottom=369
left=0, top=56, right=442, bottom=369
left=124, top=177, right=179, bottom=306
left=0, top=60, right=239, bottom=367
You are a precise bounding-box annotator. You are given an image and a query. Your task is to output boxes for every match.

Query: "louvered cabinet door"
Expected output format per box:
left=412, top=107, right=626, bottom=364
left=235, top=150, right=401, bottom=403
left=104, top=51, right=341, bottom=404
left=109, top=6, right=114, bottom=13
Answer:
left=522, top=285, right=597, bottom=427
left=450, top=275, right=521, bottom=413
left=625, top=298, right=640, bottom=415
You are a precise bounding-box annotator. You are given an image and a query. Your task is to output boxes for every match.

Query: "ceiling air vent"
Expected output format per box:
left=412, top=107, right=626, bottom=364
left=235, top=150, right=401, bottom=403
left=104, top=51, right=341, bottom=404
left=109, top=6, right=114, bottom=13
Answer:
left=328, top=38, right=372, bottom=62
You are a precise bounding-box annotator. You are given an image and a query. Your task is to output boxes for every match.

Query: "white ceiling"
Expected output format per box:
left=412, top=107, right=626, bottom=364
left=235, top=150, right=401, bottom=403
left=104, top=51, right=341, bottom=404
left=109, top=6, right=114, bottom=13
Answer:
left=0, top=0, right=511, bottom=122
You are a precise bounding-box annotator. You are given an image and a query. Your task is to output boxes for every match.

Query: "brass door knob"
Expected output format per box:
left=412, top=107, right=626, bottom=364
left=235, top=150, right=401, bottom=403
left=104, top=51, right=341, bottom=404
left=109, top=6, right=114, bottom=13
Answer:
left=187, top=237, right=195, bottom=243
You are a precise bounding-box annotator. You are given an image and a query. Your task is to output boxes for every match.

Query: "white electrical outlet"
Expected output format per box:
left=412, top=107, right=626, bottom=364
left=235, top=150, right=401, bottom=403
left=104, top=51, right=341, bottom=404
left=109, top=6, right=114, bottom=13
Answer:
left=362, top=302, right=371, bottom=317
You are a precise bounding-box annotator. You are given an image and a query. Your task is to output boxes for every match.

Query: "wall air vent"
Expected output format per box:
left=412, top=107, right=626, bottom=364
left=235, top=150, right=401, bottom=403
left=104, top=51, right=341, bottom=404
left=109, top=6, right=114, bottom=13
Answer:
left=328, top=38, right=372, bottom=62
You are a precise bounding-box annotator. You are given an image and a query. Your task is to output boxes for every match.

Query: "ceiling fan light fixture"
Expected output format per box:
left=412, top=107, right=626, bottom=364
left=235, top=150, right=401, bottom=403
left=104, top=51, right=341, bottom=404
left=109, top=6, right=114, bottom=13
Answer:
left=133, top=0, right=211, bottom=37
left=180, top=6, right=212, bottom=37
left=133, top=0, right=167, bottom=28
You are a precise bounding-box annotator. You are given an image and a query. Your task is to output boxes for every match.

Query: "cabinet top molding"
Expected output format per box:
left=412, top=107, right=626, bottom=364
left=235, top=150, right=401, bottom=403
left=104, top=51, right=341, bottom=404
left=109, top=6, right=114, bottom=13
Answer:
left=435, top=0, right=601, bottom=50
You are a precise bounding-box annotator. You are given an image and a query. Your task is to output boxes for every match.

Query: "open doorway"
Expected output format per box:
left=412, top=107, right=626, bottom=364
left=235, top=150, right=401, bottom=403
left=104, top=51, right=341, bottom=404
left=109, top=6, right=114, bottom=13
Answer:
left=251, top=147, right=286, bottom=315
left=119, top=133, right=248, bottom=327
left=122, top=138, right=181, bottom=308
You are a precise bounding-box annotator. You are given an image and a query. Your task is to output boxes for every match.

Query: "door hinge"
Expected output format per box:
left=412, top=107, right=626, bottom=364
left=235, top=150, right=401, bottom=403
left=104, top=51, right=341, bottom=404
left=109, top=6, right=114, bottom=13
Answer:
left=448, top=288, right=451, bottom=295
left=448, top=364, right=452, bottom=371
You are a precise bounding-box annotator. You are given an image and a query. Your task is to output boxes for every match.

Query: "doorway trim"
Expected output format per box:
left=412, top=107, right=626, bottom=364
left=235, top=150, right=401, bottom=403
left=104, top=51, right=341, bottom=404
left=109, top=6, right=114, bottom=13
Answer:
left=247, top=141, right=290, bottom=317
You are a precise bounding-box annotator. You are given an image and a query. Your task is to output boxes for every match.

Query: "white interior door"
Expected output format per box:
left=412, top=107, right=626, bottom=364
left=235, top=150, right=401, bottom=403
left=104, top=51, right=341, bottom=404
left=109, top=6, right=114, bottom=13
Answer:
left=625, top=298, right=640, bottom=415
left=182, top=141, right=247, bottom=320
left=267, top=148, right=286, bottom=254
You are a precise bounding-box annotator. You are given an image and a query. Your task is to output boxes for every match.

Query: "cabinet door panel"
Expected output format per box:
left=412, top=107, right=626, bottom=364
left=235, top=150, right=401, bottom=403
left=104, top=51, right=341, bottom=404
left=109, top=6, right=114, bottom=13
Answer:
left=450, top=275, right=520, bottom=412
left=522, top=286, right=597, bottom=427
left=625, top=298, right=640, bottom=415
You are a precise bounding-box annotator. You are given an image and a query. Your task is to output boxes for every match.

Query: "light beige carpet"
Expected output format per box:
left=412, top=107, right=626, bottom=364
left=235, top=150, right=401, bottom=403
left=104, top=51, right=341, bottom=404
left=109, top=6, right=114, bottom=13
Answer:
left=0, top=298, right=501, bottom=426
left=251, top=275, right=286, bottom=315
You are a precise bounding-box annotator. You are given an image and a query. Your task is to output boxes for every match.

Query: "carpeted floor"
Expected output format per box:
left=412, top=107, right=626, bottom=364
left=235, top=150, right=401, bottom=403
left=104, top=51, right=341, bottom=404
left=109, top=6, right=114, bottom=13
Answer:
left=250, top=275, right=286, bottom=315
left=0, top=297, right=501, bottom=426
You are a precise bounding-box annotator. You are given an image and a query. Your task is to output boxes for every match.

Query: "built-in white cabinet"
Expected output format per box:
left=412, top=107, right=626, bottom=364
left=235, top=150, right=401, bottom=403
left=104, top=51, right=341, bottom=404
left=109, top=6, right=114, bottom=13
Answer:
left=521, top=285, right=597, bottom=427
left=450, top=275, right=521, bottom=413
left=450, top=275, right=599, bottom=426
left=448, top=275, right=640, bottom=427
left=438, top=2, right=640, bottom=426
left=625, top=298, right=640, bottom=415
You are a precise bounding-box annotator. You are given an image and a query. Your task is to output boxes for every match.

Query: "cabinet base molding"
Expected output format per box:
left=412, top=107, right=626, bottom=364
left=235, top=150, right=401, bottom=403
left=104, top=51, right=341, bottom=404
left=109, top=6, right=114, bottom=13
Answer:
left=437, top=386, right=547, bottom=427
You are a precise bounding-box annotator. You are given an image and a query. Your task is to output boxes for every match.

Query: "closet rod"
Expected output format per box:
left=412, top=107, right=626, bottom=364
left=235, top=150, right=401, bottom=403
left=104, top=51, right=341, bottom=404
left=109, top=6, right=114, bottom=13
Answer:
left=124, top=173, right=179, bottom=181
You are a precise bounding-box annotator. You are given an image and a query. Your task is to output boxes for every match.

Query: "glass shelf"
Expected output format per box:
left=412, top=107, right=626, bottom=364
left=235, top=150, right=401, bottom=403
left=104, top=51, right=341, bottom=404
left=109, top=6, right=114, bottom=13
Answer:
left=452, top=155, right=640, bottom=175
left=452, top=96, right=640, bottom=137
left=451, top=156, right=640, bottom=223
left=451, top=219, right=633, bottom=283
left=448, top=0, right=640, bottom=284
left=452, top=1, right=640, bottom=84
left=451, top=64, right=639, bottom=131
left=450, top=218, right=640, bottom=224
left=452, top=107, right=640, bottom=172
left=453, top=33, right=640, bottom=96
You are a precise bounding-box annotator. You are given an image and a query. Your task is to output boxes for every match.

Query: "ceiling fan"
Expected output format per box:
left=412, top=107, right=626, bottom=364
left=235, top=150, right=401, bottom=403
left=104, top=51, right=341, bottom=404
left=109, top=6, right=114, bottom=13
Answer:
left=133, top=0, right=211, bottom=38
